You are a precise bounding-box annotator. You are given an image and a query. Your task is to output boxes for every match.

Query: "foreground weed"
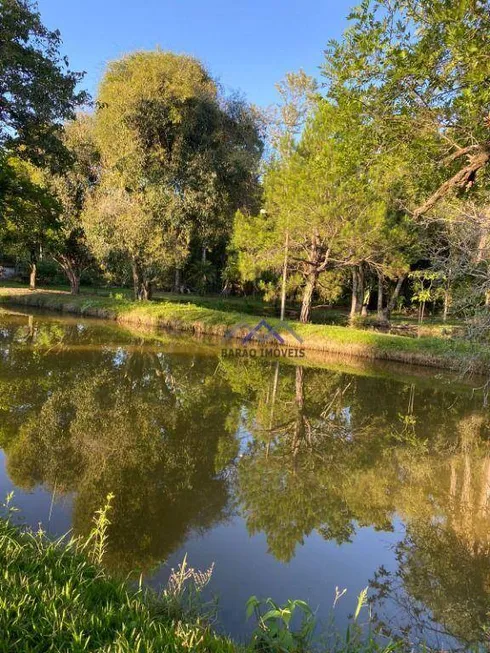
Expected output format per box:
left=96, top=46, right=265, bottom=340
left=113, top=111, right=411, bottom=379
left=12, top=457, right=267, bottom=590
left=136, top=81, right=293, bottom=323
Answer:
left=246, top=596, right=316, bottom=652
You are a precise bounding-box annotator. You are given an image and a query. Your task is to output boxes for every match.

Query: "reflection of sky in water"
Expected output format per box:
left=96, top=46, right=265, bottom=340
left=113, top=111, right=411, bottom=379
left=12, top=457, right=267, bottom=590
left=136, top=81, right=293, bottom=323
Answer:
left=112, top=347, right=127, bottom=367
left=0, top=451, right=74, bottom=537
left=150, top=518, right=404, bottom=640
left=237, top=408, right=254, bottom=456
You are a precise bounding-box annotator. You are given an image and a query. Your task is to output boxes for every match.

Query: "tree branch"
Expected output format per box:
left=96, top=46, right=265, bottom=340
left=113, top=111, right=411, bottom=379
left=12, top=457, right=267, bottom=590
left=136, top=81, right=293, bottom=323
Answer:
left=414, top=146, right=490, bottom=217
left=442, top=143, right=481, bottom=165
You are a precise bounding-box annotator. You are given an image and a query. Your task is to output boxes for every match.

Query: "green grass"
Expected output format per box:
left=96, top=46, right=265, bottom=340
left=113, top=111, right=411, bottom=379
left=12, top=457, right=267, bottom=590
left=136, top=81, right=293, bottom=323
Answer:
left=0, top=284, right=487, bottom=372
left=0, top=518, right=238, bottom=652
left=0, top=282, right=277, bottom=314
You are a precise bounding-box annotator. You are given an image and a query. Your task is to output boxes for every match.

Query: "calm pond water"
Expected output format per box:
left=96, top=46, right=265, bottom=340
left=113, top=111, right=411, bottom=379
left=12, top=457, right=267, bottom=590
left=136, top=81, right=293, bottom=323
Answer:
left=0, top=308, right=489, bottom=650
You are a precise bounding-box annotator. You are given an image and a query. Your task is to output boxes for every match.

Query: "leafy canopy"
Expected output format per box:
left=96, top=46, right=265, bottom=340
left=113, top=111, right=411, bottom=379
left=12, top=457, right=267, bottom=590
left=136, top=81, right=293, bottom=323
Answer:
left=0, top=0, right=88, bottom=169
left=323, top=0, right=490, bottom=215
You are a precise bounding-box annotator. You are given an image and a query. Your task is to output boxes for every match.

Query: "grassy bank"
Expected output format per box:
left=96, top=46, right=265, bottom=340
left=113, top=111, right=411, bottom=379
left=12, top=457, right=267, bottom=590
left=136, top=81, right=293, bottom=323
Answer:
left=0, top=502, right=407, bottom=653
left=0, top=286, right=487, bottom=372
left=0, top=513, right=237, bottom=652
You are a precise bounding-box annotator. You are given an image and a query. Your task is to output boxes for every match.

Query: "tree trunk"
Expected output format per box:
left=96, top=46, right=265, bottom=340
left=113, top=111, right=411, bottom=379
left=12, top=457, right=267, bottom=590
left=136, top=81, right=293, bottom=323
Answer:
left=357, top=264, right=365, bottom=310
left=360, top=264, right=370, bottom=317
left=135, top=278, right=152, bottom=301
left=443, top=289, right=449, bottom=322
left=350, top=268, right=359, bottom=318
left=361, top=286, right=371, bottom=317
left=68, top=272, right=80, bottom=295
left=221, top=280, right=231, bottom=296
left=280, top=230, right=289, bottom=322
left=132, top=262, right=140, bottom=300
left=173, top=267, right=181, bottom=293
left=62, top=262, right=81, bottom=295
left=69, top=272, right=80, bottom=295
left=350, top=266, right=365, bottom=319
left=300, top=269, right=318, bottom=323
left=377, top=272, right=384, bottom=320
left=132, top=261, right=152, bottom=301
left=383, top=274, right=406, bottom=321
left=299, top=232, right=328, bottom=324
left=140, top=280, right=152, bottom=301
left=443, top=268, right=452, bottom=322
left=29, top=262, right=37, bottom=291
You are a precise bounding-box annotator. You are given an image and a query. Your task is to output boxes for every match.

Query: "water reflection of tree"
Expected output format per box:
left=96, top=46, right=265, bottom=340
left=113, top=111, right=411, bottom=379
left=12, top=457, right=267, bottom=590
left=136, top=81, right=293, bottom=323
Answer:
left=372, top=521, right=490, bottom=650
left=1, top=317, right=241, bottom=574
left=227, top=359, right=490, bottom=648
left=222, top=360, right=358, bottom=560
left=370, top=415, right=490, bottom=650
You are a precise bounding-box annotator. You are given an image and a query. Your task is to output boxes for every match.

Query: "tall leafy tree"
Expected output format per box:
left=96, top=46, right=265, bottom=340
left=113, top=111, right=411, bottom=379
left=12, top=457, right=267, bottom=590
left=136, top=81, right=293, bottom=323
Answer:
left=47, top=114, right=99, bottom=294
left=1, top=157, right=58, bottom=288
left=235, top=99, right=408, bottom=322
left=86, top=50, right=262, bottom=300
left=0, top=0, right=88, bottom=168
left=267, top=70, right=317, bottom=319
left=0, top=0, right=88, bottom=286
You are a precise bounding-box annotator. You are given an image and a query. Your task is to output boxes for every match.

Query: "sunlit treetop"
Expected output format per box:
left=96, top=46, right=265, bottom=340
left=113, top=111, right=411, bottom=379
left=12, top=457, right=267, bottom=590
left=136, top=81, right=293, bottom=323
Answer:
left=323, top=0, right=490, bottom=215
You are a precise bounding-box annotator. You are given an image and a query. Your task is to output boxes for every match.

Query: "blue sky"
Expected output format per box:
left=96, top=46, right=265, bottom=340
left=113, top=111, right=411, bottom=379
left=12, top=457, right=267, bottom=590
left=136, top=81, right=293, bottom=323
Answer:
left=36, top=0, right=353, bottom=108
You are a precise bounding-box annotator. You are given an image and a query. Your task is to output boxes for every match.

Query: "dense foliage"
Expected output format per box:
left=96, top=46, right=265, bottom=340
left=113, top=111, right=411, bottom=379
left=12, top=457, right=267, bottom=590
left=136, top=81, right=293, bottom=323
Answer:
left=2, top=0, right=490, bottom=331
left=3, top=2, right=490, bottom=649
left=84, top=51, right=262, bottom=300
